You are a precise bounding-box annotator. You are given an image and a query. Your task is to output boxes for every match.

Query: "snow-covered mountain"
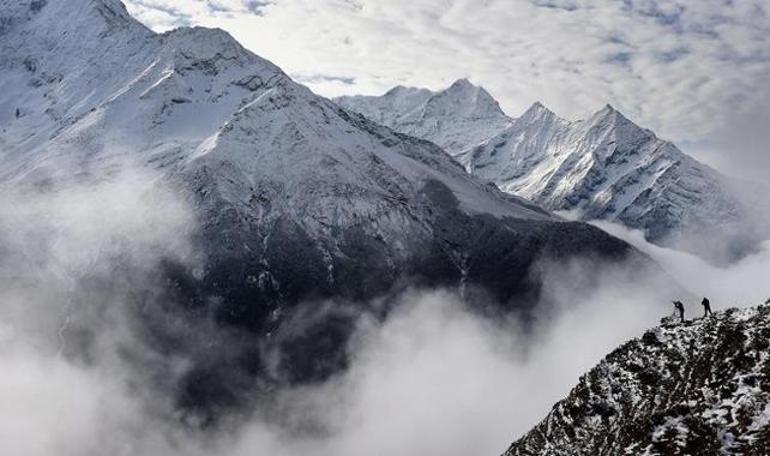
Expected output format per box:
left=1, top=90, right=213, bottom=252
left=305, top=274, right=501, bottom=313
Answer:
left=336, top=83, right=760, bottom=261
left=0, top=0, right=650, bottom=420
left=504, top=304, right=770, bottom=455
left=336, top=79, right=513, bottom=157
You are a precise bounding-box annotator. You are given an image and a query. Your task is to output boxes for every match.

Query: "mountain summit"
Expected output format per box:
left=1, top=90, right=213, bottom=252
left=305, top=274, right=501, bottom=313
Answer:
left=336, top=79, right=513, bottom=157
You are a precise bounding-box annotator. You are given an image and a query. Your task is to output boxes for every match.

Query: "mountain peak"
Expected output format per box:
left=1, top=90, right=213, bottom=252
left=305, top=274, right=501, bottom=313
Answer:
left=336, top=78, right=512, bottom=156
left=382, top=84, right=431, bottom=98
left=160, top=26, right=251, bottom=61
left=448, top=77, right=475, bottom=90
left=444, top=78, right=497, bottom=99
left=435, top=78, right=505, bottom=115
left=521, top=101, right=555, bottom=117
left=384, top=85, right=410, bottom=95
left=588, top=103, right=637, bottom=129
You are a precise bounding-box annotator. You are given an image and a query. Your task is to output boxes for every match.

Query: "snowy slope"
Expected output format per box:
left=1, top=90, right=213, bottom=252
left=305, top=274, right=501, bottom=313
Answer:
left=339, top=84, right=760, bottom=260
left=471, top=104, right=756, bottom=256
left=504, top=305, right=770, bottom=456
left=0, top=0, right=650, bottom=417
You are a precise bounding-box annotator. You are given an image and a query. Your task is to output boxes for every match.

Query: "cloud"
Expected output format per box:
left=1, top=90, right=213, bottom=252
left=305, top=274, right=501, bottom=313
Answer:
left=125, top=0, right=273, bottom=30
left=593, top=220, right=770, bottom=307
left=0, top=169, right=202, bottom=455
left=291, top=73, right=357, bottom=94
left=122, top=0, right=770, bottom=179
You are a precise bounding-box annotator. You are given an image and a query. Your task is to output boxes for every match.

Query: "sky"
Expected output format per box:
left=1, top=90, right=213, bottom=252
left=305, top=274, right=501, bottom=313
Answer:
left=122, top=0, right=770, bottom=180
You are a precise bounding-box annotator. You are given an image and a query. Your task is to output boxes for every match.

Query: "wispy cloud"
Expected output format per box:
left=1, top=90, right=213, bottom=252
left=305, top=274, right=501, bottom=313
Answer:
left=125, top=0, right=273, bottom=30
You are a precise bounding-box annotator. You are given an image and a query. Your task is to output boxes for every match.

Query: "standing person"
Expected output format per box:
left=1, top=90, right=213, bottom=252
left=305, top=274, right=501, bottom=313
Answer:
left=673, top=300, right=685, bottom=324
left=702, top=297, right=713, bottom=317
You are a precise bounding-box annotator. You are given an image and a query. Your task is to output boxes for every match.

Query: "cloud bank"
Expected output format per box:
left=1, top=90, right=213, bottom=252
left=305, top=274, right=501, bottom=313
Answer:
left=0, top=169, right=767, bottom=456
left=0, top=170, right=736, bottom=456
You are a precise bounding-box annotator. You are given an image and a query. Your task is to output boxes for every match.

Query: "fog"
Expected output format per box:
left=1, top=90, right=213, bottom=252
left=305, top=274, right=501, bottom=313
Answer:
left=0, top=175, right=768, bottom=456
left=593, top=221, right=770, bottom=307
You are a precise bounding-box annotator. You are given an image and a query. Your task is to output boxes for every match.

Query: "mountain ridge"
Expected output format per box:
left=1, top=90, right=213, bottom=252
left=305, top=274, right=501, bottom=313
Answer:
left=336, top=78, right=513, bottom=158
left=504, top=304, right=770, bottom=455
left=336, top=81, right=761, bottom=261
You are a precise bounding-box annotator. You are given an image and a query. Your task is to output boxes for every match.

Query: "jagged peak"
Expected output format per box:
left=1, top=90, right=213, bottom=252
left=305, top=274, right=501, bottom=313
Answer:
left=443, top=78, right=496, bottom=100
left=521, top=101, right=555, bottom=118
left=432, top=78, right=506, bottom=118
left=511, top=102, right=564, bottom=130
left=585, top=103, right=643, bottom=132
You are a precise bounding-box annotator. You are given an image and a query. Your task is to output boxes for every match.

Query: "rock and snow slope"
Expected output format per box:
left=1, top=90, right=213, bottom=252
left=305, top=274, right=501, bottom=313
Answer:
left=504, top=305, right=770, bottom=456
left=337, top=83, right=760, bottom=260
left=0, top=0, right=648, bottom=418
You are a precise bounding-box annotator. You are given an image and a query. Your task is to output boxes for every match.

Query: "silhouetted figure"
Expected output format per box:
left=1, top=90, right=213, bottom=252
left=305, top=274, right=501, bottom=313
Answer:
left=673, top=300, right=685, bottom=324
left=15, top=108, right=20, bottom=119
left=701, top=297, right=713, bottom=318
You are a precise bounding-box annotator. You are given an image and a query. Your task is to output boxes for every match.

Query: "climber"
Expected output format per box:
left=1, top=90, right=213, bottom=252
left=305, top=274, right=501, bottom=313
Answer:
left=672, top=300, right=685, bottom=324
left=701, top=297, right=713, bottom=318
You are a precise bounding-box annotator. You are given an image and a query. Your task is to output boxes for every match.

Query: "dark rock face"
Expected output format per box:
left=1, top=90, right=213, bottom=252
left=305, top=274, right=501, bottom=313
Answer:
left=504, top=306, right=770, bottom=456
left=146, top=176, right=639, bottom=424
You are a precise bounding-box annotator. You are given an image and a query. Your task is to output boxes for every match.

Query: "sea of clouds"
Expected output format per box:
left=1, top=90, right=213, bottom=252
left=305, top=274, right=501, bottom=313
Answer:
left=0, top=173, right=768, bottom=456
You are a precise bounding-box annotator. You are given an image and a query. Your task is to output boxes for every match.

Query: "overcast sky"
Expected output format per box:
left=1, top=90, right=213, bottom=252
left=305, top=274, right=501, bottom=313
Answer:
left=123, top=0, right=770, bottom=180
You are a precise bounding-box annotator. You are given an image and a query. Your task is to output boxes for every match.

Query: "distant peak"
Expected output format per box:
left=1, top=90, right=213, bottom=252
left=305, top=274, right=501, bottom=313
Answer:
left=384, top=85, right=424, bottom=96
left=603, top=103, right=616, bottom=112
left=519, top=101, right=556, bottom=120
left=590, top=103, right=634, bottom=125
left=447, top=78, right=477, bottom=92
left=384, top=85, right=409, bottom=95
left=442, top=78, right=498, bottom=103
left=528, top=101, right=550, bottom=112
left=583, top=104, right=656, bottom=142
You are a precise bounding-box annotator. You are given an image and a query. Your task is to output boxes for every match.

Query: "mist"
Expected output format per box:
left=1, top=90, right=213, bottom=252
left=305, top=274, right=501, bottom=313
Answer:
left=1, top=174, right=768, bottom=456
left=593, top=221, right=770, bottom=307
